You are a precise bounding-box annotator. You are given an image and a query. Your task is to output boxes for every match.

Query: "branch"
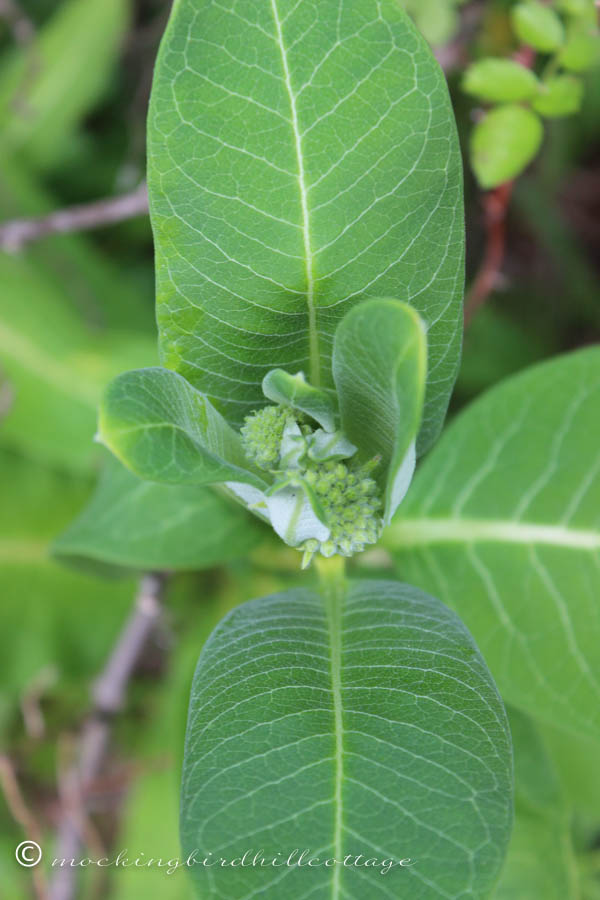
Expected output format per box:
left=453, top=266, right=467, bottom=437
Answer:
left=0, top=754, right=48, bottom=900
left=0, top=182, right=149, bottom=253
left=464, top=181, right=514, bottom=326
left=48, top=573, right=166, bottom=900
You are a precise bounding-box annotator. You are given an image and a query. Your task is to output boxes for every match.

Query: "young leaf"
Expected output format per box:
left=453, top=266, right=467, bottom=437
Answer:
left=98, top=368, right=267, bottom=489
left=532, top=76, right=584, bottom=118
left=181, top=579, right=513, bottom=899
left=511, top=2, right=565, bottom=52
left=493, top=708, right=578, bottom=900
left=558, top=23, right=600, bottom=72
left=262, top=369, right=337, bottom=431
left=470, top=105, right=543, bottom=190
left=332, top=299, right=426, bottom=522
left=53, top=455, right=263, bottom=574
left=148, top=0, right=464, bottom=454
left=462, top=59, right=540, bottom=103
left=385, top=347, right=600, bottom=742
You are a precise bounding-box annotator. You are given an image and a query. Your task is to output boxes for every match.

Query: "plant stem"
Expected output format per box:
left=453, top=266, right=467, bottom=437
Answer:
left=0, top=182, right=149, bottom=252
left=315, top=554, right=346, bottom=591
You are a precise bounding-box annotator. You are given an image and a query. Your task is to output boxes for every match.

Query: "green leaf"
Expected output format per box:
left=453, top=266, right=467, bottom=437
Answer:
left=332, top=299, right=426, bottom=523
left=532, top=75, right=584, bottom=117
left=493, top=708, right=578, bottom=899
left=0, top=449, right=134, bottom=732
left=462, top=59, right=540, bottom=103
left=558, top=23, right=600, bottom=72
left=262, top=368, right=337, bottom=431
left=470, top=105, right=544, bottom=189
left=403, top=0, right=462, bottom=46
left=555, top=0, right=590, bottom=15
left=53, top=455, right=264, bottom=574
left=98, top=368, right=267, bottom=489
left=385, top=347, right=600, bottom=742
left=0, top=0, right=131, bottom=170
left=181, top=578, right=513, bottom=899
left=0, top=251, right=155, bottom=473
left=511, top=2, right=565, bottom=52
left=148, top=0, right=464, bottom=454
left=540, top=721, right=600, bottom=820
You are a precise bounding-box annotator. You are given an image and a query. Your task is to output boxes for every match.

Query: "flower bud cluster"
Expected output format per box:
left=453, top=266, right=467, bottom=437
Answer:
left=300, top=459, right=381, bottom=561
left=240, top=404, right=382, bottom=563
left=240, top=405, right=294, bottom=470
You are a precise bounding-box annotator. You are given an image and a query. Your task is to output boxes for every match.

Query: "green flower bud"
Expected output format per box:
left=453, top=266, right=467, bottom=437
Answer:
left=241, top=405, right=292, bottom=470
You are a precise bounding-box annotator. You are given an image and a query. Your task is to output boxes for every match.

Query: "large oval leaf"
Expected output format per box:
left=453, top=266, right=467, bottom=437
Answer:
left=53, top=456, right=264, bottom=573
left=148, top=0, right=464, bottom=452
left=181, top=579, right=512, bottom=899
left=385, top=348, right=600, bottom=742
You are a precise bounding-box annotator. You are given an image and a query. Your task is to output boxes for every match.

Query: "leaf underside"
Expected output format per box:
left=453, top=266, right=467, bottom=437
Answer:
left=148, top=0, right=464, bottom=454
left=53, top=455, right=263, bottom=573
left=387, top=347, right=600, bottom=742
left=181, top=579, right=512, bottom=899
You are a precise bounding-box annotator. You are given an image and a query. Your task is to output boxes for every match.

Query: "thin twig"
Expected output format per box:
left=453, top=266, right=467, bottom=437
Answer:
left=0, top=754, right=49, bottom=900
left=0, top=182, right=149, bottom=253
left=464, top=181, right=514, bottom=325
left=47, top=573, right=166, bottom=900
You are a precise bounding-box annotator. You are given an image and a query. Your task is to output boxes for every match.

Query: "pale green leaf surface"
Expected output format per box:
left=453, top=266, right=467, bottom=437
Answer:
left=99, top=368, right=268, bottom=488
left=53, top=455, right=264, bottom=573
left=462, top=59, right=540, bottom=103
left=149, top=0, right=464, bottom=454
left=332, top=299, right=426, bottom=522
left=493, top=708, right=578, bottom=899
left=0, top=450, right=134, bottom=732
left=385, top=348, right=600, bottom=741
left=539, top=721, right=600, bottom=819
left=0, top=252, right=155, bottom=472
left=0, top=0, right=131, bottom=169
left=511, top=1, right=565, bottom=52
left=532, top=76, right=584, bottom=118
left=470, top=105, right=543, bottom=190
left=558, top=24, right=600, bottom=72
left=181, top=579, right=512, bottom=899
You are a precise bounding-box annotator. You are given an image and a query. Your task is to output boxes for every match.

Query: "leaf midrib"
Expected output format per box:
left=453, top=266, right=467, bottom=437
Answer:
left=386, top=517, right=600, bottom=550
left=322, top=572, right=344, bottom=900
left=270, top=0, right=320, bottom=386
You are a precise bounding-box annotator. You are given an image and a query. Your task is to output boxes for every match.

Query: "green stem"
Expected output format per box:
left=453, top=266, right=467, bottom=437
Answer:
left=315, top=554, right=346, bottom=589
